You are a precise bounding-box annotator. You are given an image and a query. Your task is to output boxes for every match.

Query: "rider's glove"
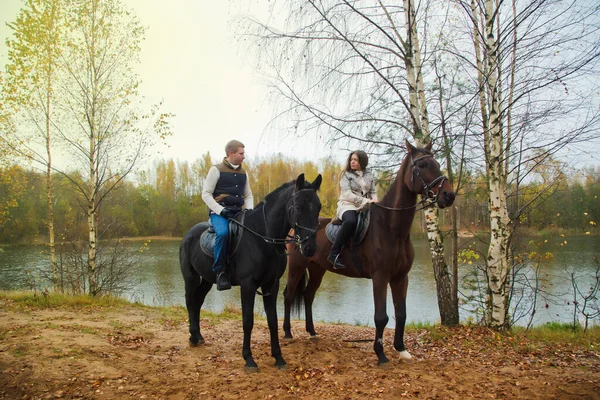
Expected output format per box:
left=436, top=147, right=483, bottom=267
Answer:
left=220, top=208, right=237, bottom=219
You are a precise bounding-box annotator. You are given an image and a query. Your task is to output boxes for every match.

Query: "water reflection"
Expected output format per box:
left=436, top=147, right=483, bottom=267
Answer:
left=1, top=236, right=598, bottom=327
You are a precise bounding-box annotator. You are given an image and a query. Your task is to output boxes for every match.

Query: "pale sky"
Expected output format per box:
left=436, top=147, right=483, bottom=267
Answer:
left=0, top=0, right=342, bottom=168
left=2, top=0, right=598, bottom=172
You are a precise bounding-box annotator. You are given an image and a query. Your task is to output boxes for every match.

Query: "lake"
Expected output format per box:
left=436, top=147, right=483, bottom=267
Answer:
left=1, top=235, right=598, bottom=327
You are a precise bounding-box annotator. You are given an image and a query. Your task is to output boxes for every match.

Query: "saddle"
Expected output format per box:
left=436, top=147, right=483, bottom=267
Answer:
left=325, top=207, right=371, bottom=246
left=199, top=211, right=246, bottom=258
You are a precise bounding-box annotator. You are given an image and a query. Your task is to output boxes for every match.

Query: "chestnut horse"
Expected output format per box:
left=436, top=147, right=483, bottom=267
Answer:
left=283, top=141, right=455, bottom=365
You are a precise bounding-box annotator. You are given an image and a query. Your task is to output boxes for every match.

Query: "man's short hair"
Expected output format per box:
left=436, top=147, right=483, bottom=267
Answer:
left=225, top=140, right=245, bottom=155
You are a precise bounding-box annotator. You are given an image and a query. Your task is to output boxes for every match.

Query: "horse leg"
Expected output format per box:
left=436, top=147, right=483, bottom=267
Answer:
left=283, top=284, right=294, bottom=339
left=390, top=276, right=412, bottom=361
left=303, top=265, right=325, bottom=337
left=240, top=282, right=258, bottom=372
left=372, top=275, right=390, bottom=366
left=262, top=281, right=287, bottom=369
left=283, top=261, right=306, bottom=339
left=184, top=276, right=212, bottom=346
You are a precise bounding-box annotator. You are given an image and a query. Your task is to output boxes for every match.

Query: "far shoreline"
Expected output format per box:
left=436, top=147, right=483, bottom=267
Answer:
left=2, top=229, right=598, bottom=247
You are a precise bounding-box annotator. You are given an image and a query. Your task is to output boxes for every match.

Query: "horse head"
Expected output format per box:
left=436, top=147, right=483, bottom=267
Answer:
left=288, top=173, right=322, bottom=257
left=405, top=140, right=455, bottom=209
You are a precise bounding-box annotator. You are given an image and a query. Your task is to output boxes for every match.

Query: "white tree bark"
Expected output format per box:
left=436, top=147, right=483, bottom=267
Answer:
left=402, top=0, right=458, bottom=324
left=484, top=0, right=512, bottom=329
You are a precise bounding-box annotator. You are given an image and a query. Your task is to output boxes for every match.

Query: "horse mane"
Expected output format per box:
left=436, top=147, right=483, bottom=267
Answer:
left=255, top=180, right=297, bottom=209
left=380, top=146, right=433, bottom=205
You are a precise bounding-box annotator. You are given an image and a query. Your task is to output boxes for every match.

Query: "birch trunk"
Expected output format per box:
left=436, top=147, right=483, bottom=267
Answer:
left=86, top=5, right=99, bottom=296
left=44, top=6, right=58, bottom=291
left=88, top=129, right=98, bottom=295
left=401, top=0, right=423, bottom=138
left=403, top=0, right=458, bottom=325
left=45, top=81, right=57, bottom=291
left=437, top=67, right=461, bottom=323
left=484, top=0, right=512, bottom=329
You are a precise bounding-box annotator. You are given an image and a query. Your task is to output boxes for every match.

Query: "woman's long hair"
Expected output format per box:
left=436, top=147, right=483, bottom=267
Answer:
left=342, top=150, right=369, bottom=173
left=338, top=150, right=369, bottom=194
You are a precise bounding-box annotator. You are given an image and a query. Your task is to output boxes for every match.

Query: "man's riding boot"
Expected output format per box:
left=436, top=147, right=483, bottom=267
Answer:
left=216, top=271, right=232, bottom=291
left=327, top=251, right=345, bottom=269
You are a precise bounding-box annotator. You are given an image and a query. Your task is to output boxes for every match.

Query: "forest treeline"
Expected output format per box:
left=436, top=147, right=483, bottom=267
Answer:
left=1, top=154, right=599, bottom=244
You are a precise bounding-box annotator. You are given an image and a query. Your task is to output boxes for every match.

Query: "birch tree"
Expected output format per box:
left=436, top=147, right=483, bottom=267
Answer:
left=55, top=0, right=171, bottom=295
left=244, top=0, right=460, bottom=324
left=1, top=0, right=173, bottom=295
left=452, top=0, right=600, bottom=328
left=1, top=0, right=66, bottom=290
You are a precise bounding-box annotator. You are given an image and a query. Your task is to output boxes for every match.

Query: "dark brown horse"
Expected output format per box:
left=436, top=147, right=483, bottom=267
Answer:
left=283, top=141, right=455, bottom=365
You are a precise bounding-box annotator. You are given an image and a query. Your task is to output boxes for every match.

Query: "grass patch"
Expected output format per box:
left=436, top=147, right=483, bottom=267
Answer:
left=156, top=305, right=189, bottom=321
left=12, top=344, right=29, bottom=357
left=512, top=323, right=600, bottom=348
left=220, top=303, right=243, bottom=319
left=405, top=321, right=435, bottom=331
left=0, top=290, right=134, bottom=310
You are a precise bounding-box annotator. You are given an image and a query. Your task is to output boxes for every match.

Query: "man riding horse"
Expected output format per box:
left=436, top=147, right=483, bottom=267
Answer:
left=201, top=139, right=254, bottom=291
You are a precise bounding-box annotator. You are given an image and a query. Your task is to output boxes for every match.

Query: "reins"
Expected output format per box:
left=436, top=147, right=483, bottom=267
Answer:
left=373, top=198, right=434, bottom=212
left=228, top=213, right=295, bottom=247
left=228, top=187, right=319, bottom=297
left=228, top=188, right=318, bottom=249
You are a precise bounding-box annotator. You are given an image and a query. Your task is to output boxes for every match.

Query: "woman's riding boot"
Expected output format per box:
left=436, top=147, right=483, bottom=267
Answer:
left=327, top=251, right=345, bottom=269
left=328, top=226, right=353, bottom=269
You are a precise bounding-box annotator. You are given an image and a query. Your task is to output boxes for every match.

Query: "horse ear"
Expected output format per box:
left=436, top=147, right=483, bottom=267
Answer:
left=312, top=174, right=322, bottom=191
left=295, top=173, right=306, bottom=191
left=425, top=142, right=432, bottom=151
left=405, top=139, right=417, bottom=155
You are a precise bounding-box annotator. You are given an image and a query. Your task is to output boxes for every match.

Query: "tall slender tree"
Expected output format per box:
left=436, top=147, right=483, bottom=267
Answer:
left=55, top=0, right=171, bottom=294
left=453, top=0, right=600, bottom=328
left=2, top=0, right=172, bottom=295
left=2, top=0, right=66, bottom=290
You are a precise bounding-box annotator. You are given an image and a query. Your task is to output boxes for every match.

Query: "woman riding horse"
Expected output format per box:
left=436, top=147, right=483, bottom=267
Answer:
left=283, top=141, right=455, bottom=366
left=327, top=150, right=377, bottom=269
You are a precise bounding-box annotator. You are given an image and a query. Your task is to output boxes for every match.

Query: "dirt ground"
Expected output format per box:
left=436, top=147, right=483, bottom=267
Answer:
left=1, top=299, right=599, bottom=399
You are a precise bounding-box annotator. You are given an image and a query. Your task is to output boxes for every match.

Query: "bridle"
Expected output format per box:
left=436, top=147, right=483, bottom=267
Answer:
left=411, top=154, right=447, bottom=202
left=286, top=188, right=319, bottom=247
left=227, top=187, right=319, bottom=297
left=228, top=188, right=319, bottom=249
left=374, top=153, right=447, bottom=212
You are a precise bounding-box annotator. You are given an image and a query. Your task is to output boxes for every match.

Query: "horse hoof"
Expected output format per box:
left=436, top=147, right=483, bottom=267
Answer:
left=189, top=338, right=205, bottom=347
left=377, top=361, right=391, bottom=369
left=276, top=364, right=288, bottom=371
left=309, top=334, right=320, bottom=341
left=398, top=350, right=413, bottom=362
left=245, top=366, right=259, bottom=373
left=283, top=336, right=294, bottom=341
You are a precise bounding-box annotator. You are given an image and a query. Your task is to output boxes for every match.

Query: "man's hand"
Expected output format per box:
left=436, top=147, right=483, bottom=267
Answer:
left=220, top=208, right=237, bottom=219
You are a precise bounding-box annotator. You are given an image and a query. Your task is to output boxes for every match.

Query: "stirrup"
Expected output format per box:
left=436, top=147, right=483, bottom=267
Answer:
left=327, top=253, right=345, bottom=269
left=216, top=272, right=232, bottom=291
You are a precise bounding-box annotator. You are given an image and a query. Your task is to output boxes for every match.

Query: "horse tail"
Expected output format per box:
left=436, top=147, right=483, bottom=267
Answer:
left=179, top=228, right=197, bottom=278
left=286, top=271, right=307, bottom=317
left=179, top=239, right=190, bottom=275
